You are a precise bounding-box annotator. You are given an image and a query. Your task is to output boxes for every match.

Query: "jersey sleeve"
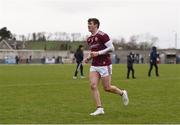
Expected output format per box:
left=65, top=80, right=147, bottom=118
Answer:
left=101, top=34, right=110, bottom=44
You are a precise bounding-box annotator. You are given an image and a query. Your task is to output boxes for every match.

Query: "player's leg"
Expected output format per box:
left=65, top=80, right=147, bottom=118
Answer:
left=101, top=75, right=123, bottom=95
left=131, top=67, right=135, bottom=79
left=80, top=64, right=85, bottom=78
left=73, top=62, right=79, bottom=79
left=89, top=71, right=101, bottom=107
left=80, top=64, right=83, bottom=76
left=148, top=63, right=153, bottom=77
left=89, top=71, right=104, bottom=115
left=101, top=75, right=129, bottom=106
left=154, top=63, right=159, bottom=76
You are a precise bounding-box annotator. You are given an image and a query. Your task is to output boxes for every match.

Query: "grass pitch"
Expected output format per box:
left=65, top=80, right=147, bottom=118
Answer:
left=0, top=64, right=180, bottom=123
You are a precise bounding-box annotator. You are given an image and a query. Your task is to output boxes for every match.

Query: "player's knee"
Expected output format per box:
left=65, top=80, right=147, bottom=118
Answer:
left=104, top=86, right=111, bottom=92
left=90, top=83, right=97, bottom=90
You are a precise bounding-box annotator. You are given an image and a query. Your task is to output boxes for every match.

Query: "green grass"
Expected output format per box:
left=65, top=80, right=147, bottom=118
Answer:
left=25, top=41, right=85, bottom=51
left=0, top=64, right=180, bottom=123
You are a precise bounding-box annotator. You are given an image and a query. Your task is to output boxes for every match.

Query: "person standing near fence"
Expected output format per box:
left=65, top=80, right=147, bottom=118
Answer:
left=127, top=52, right=136, bottom=79
left=73, top=45, right=85, bottom=79
left=148, top=46, right=159, bottom=77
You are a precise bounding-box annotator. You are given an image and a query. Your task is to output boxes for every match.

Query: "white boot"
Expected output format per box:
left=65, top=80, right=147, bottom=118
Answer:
left=122, top=90, right=129, bottom=106
left=80, top=76, right=85, bottom=79
left=73, top=76, right=77, bottom=79
left=90, top=108, right=105, bottom=116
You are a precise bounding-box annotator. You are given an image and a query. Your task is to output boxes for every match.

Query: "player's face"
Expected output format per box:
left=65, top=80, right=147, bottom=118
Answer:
left=80, top=47, right=84, bottom=51
left=88, top=21, right=97, bottom=32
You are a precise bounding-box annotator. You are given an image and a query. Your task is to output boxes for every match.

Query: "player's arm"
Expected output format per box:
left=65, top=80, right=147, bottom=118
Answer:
left=84, top=53, right=92, bottom=63
left=98, top=40, right=114, bottom=55
left=90, top=40, right=114, bottom=57
left=150, top=52, right=153, bottom=63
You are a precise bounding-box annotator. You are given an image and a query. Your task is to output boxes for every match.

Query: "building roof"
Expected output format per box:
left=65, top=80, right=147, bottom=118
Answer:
left=0, top=40, right=13, bottom=50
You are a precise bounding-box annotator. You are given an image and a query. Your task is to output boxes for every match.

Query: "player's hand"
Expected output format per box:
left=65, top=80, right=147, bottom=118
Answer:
left=90, top=51, right=99, bottom=57
left=84, top=54, right=92, bottom=63
left=84, top=58, right=89, bottom=63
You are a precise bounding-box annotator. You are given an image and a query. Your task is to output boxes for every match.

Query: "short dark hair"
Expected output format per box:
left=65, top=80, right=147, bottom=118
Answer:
left=79, top=45, right=83, bottom=49
left=88, top=18, right=100, bottom=28
left=152, top=46, right=157, bottom=51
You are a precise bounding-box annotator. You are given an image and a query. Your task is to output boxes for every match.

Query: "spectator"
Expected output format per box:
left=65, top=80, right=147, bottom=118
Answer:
left=29, top=55, right=32, bottom=63
left=141, top=57, right=144, bottom=64
left=127, top=52, right=136, bottom=79
left=15, top=55, right=19, bottom=64
left=73, top=45, right=84, bottom=79
left=148, top=46, right=159, bottom=77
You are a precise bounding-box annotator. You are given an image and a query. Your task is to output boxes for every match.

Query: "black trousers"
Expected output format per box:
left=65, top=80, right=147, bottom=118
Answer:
left=74, top=62, right=83, bottom=76
left=148, top=62, right=159, bottom=77
left=127, top=66, right=135, bottom=78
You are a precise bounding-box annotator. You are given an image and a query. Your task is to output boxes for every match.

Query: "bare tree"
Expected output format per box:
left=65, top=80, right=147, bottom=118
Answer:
left=32, top=33, right=36, bottom=41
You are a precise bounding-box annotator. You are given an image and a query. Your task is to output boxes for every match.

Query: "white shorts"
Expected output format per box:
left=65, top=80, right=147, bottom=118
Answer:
left=90, top=65, right=112, bottom=77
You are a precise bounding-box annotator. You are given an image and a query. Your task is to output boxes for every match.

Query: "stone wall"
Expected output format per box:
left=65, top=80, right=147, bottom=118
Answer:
left=0, top=49, right=70, bottom=63
left=115, top=49, right=180, bottom=64
left=0, top=49, right=180, bottom=64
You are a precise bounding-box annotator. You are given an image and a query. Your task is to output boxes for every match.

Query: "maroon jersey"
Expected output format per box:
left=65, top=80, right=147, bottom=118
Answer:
left=87, top=31, right=112, bottom=66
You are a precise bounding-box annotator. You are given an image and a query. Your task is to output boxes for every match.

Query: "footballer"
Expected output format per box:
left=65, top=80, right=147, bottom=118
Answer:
left=84, top=18, right=129, bottom=116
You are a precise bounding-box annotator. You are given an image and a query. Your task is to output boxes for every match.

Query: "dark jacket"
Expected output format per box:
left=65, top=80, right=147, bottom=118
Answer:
left=127, top=54, right=134, bottom=67
left=150, top=48, right=158, bottom=63
left=74, top=49, right=84, bottom=63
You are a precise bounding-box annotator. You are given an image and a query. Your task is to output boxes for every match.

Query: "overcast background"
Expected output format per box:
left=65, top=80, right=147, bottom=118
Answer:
left=0, top=0, right=180, bottom=48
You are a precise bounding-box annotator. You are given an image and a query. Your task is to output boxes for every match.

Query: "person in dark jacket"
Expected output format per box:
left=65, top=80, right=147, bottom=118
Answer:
left=148, top=46, right=159, bottom=77
left=15, top=55, right=19, bottom=64
left=73, top=45, right=84, bottom=79
left=127, top=52, right=136, bottom=79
